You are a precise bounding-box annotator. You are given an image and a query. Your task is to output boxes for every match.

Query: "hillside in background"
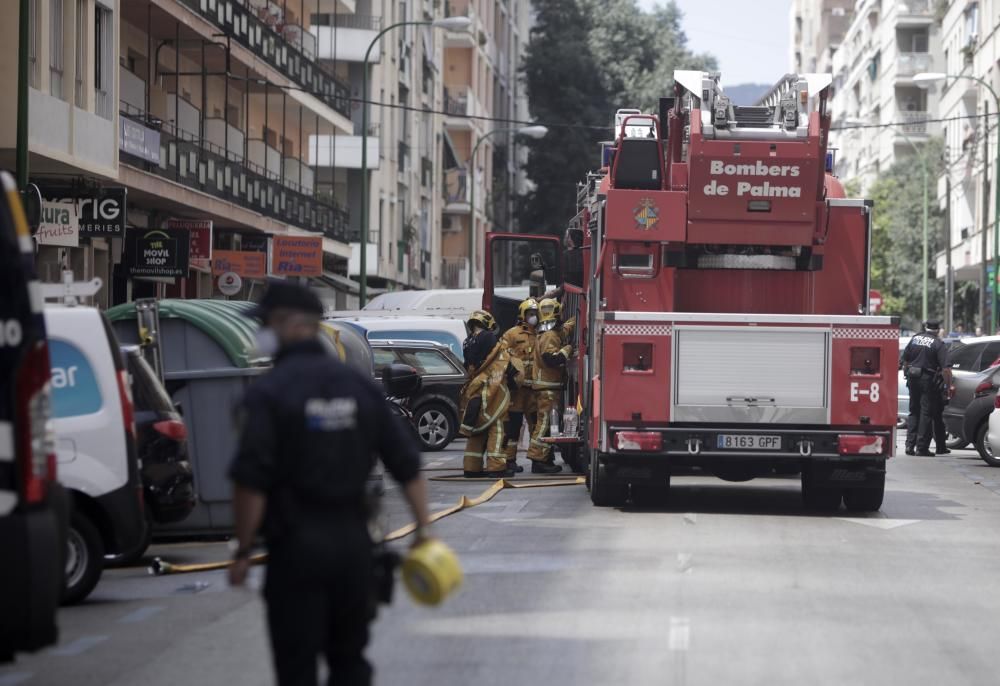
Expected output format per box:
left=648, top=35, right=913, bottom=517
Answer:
left=724, top=83, right=771, bottom=105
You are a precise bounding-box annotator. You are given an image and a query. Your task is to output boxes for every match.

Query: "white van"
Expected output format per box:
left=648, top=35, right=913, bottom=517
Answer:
left=44, top=305, right=147, bottom=603
left=362, top=287, right=527, bottom=314
left=331, top=315, right=469, bottom=361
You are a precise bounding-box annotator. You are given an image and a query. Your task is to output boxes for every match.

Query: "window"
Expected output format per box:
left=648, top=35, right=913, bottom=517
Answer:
left=50, top=0, right=64, bottom=98
left=94, top=4, right=113, bottom=119
left=946, top=341, right=981, bottom=370
left=977, top=342, right=1000, bottom=371
left=372, top=348, right=397, bottom=372
left=367, top=330, right=463, bottom=359
left=400, top=350, right=461, bottom=375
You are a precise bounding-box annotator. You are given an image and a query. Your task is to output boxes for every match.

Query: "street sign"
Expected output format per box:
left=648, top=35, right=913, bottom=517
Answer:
left=868, top=289, right=882, bottom=314
left=125, top=227, right=190, bottom=278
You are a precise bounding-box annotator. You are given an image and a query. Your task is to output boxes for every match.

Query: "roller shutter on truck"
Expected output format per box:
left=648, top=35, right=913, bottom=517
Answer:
left=672, top=326, right=830, bottom=424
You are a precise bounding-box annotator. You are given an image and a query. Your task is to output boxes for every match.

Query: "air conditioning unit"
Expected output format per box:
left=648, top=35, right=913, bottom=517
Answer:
left=442, top=215, right=458, bottom=232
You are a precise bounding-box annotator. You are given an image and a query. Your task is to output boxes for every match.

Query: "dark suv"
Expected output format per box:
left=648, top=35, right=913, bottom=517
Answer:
left=371, top=340, right=465, bottom=451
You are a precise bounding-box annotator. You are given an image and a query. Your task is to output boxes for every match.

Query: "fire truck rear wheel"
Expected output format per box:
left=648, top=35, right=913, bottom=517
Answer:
left=590, top=458, right=627, bottom=507
left=842, top=475, right=885, bottom=512
left=801, top=471, right=842, bottom=512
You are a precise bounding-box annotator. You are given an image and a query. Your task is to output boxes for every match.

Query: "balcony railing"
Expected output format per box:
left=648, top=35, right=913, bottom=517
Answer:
left=444, top=87, right=468, bottom=116
left=897, top=51, right=933, bottom=76
left=443, top=168, right=469, bottom=205
left=179, top=0, right=351, bottom=119
left=442, top=256, right=467, bottom=289
left=119, top=102, right=349, bottom=243
left=898, top=0, right=932, bottom=16
left=310, top=13, right=381, bottom=31
left=899, top=110, right=929, bottom=135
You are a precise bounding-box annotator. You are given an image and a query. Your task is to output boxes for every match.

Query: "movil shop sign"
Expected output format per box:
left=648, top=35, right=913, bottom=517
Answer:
left=702, top=160, right=803, bottom=199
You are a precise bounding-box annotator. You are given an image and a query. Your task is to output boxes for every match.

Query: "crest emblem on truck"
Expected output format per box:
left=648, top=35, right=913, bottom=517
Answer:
left=633, top=198, right=659, bottom=230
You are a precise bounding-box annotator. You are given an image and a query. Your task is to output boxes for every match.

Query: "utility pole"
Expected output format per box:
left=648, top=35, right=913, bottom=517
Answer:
left=982, top=102, right=991, bottom=332
left=945, top=173, right=953, bottom=333
left=16, top=0, right=30, bottom=188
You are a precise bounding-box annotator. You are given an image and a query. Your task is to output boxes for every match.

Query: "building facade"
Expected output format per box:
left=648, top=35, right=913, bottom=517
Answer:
left=790, top=0, right=855, bottom=76
left=826, top=0, right=942, bottom=193
left=0, top=0, right=533, bottom=308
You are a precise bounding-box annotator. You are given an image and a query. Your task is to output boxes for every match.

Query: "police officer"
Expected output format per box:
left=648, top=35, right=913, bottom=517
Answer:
left=900, top=320, right=952, bottom=456
left=228, top=281, right=431, bottom=686
left=459, top=310, right=516, bottom=477
left=501, top=299, right=540, bottom=472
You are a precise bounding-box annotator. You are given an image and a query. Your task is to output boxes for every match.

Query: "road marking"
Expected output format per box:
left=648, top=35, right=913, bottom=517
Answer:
left=117, top=605, right=165, bottom=624
left=836, top=518, right=920, bottom=530
left=48, top=635, right=109, bottom=656
left=669, top=617, right=691, bottom=651
left=174, top=581, right=212, bottom=594
left=0, top=673, right=33, bottom=685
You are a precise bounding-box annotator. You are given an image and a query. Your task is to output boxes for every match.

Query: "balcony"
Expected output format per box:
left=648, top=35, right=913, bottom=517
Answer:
left=204, top=118, right=245, bottom=162
left=311, top=15, right=382, bottom=62
left=442, top=256, right=468, bottom=289
left=444, top=0, right=479, bottom=48
left=443, top=86, right=482, bottom=129
left=898, top=110, right=929, bottom=136
left=896, top=0, right=933, bottom=24
left=897, top=52, right=933, bottom=77
left=308, top=133, right=380, bottom=169
left=443, top=168, right=469, bottom=211
left=178, top=0, right=351, bottom=119
left=119, top=103, right=350, bottom=243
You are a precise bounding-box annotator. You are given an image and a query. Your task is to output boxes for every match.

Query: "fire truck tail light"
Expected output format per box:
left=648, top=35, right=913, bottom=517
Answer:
left=615, top=431, right=662, bottom=452
left=837, top=434, right=884, bottom=455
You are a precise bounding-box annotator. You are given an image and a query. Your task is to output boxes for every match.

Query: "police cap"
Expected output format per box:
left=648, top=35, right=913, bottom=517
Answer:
left=923, top=320, right=941, bottom=332
left=248, top=280, right=324, bottom=320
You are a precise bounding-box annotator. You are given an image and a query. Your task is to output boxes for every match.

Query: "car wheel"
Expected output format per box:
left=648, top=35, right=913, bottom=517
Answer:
left=589, top=454, right=627, bottom=507
left=414, top=402, right=456, bottom=451
left=975, top=421, right=1000, bottom=467
left=947, top=433, right=968, bottom=450
left=63, top=510, right=104, bottom=605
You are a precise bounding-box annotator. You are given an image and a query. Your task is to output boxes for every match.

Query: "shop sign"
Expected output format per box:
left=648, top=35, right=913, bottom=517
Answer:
left=40, top=186, right=127, bottom=237
left=218, top=272, right=243, bottom=296
left=36, top=200, right=80, bottom=247
left=270, top=235, right=323, bottom=277
left=125, top=227, right=190, bottom=278
left=166, top=218, right=212, bottom=270
left=212, top=250, right=267, bottom=279
left=120, top=117, right=161, bottom=164
left=241, top=234, right=269, bottom=253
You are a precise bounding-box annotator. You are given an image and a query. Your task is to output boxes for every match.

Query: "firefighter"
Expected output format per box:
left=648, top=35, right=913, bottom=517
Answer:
left=227, top=281, right=431, bottom=686
left=525, top=298, right=571, bottom=473
left=501, top=298, right=540, bottom=473
left=900, top=320, right=952, bottom=456
left=460, top=310, right=516, bottom=477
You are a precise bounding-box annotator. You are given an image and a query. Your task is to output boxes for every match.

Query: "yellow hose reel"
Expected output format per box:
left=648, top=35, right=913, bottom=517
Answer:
left=401, top=538, right=463, bottom=606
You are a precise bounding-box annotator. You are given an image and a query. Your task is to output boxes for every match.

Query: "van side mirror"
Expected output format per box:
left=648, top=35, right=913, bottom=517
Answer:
left=382, top=363, right=422, bottom=398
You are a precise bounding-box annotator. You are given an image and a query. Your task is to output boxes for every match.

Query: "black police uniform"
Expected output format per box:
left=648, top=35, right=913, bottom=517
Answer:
left=901, top=328, right=949, bottom=454
left=229, top=339, right=421, bottom=686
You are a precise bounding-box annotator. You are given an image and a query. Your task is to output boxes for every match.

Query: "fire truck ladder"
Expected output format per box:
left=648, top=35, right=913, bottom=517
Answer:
left=673, top=70, right=832, bottom=141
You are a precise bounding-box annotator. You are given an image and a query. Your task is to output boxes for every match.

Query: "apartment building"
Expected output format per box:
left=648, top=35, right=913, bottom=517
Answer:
left=934, top=0, right=999, bottom=329
left=440, top=0, right=532, bottom=289
left=827, top=0, right=943, bottom=193
left=3, top=0, right=533, bottom=308
left=790, top=0, right=855, bottom=75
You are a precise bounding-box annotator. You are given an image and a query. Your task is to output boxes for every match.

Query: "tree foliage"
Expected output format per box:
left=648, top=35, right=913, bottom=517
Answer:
left=518, top=0, right=716, bottom=235
left=866, top=137, right=946, bottom=330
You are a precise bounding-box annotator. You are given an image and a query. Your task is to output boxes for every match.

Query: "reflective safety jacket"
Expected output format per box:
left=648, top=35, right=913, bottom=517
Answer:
left=501, top=323, right=536, bottom=387
left=459, top=342, right=512, bottom=435
left=533, top=328, right=572, bottom=390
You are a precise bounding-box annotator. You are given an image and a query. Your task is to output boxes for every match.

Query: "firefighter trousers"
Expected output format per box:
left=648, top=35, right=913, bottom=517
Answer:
left=464, top=420, right=508, bottom=473
left=526, top=390, right=559, bottom=462
left=504, top=387, right=537, bottom=463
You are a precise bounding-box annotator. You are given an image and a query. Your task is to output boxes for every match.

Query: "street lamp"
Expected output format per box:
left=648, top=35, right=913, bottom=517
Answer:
left=358, top=16, right=473, bottom=306
left=915, top=71, right=1000, bottom=333
left=466, top=125, right=548, bottom=288
left=842, top=116, right=930, bottom=323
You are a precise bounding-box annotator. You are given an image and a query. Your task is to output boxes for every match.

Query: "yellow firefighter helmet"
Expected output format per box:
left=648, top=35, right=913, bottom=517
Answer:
left=467, top=309, right=496, bottom=332
left=538, top=297, right=561, bottom=323
left=518, top=298, right=539, bottom=322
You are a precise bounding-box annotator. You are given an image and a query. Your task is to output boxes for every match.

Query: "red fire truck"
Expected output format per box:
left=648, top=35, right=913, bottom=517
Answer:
left=483, top=71, right=897, bottom=511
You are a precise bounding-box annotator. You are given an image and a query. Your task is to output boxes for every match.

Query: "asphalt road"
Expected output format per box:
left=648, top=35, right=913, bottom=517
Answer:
left=3, top=439, right=1000, bottom=686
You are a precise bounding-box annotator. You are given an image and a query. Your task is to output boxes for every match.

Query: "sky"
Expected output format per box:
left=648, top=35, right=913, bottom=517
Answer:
left=637, top=0, right=793, bottom=86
